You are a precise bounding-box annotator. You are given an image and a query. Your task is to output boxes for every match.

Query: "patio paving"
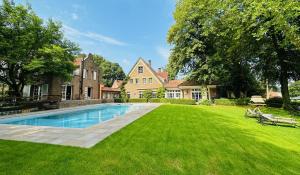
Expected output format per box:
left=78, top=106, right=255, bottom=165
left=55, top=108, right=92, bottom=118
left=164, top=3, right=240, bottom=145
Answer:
left=0, top=103, right=160, bottom=148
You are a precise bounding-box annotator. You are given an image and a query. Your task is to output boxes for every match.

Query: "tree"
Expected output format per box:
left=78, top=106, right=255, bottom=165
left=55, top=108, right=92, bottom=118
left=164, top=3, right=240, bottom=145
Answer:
left=93, top=55, right=126, bottom=87
left=143, top=90, right=152, bottom=101
left=167, top=0, right=300, bottom=106
left=157, top=87, right=166, bottom=98
left=0, top=0, right=79, bottom=98
left=289, top=81, right=300, bottom=97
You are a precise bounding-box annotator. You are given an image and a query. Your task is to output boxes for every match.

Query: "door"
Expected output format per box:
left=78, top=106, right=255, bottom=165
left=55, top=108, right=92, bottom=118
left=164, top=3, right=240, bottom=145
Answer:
left=66, top=86, right=72, bottom=100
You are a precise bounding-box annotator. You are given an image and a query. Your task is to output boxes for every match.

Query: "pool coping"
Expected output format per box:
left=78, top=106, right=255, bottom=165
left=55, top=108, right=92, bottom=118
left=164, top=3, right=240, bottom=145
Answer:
left=0, top=103, right=161, bottom=148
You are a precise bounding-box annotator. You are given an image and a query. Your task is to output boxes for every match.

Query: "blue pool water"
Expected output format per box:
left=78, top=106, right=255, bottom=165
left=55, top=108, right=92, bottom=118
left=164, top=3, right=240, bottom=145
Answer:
left=0, top=104, right=139, bottom=128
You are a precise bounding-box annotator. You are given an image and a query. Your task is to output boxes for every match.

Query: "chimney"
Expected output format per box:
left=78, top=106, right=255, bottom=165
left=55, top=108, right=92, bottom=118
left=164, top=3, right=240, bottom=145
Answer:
left=158, top=68, right=161, bottom=72
left=148, top=60, right=151, bottom=67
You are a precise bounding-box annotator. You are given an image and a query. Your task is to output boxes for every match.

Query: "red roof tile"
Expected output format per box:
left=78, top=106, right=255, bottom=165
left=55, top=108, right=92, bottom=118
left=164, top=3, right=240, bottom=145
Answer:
left=156, top=71, right=168, bottom=81
left=164, top=80, right=184, bottom=88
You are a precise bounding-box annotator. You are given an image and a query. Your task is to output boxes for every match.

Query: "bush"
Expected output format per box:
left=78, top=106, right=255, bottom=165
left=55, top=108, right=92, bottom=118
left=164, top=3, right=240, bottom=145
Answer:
left=148, top=98, right=162, bottom=103
left=214, top=98, right=250, bottom=106
left=265, top=97, right=283, bottom=108
left=199, top=99, right=212, bottom=106
left=113, top=98, right=124, bottom=103
left=235, top=98, right=251, bottom=105
left=167, top=99, right=196, bottom=105
left=128, top=98, right=148, bottom=103
left=215, top=98, right=236, bottom=105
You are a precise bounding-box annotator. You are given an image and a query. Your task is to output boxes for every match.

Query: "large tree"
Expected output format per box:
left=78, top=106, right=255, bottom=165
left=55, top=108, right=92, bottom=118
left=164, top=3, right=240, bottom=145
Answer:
left=93, top=55, right=126, bottom=87
left=0, top=0, right=79, bottom=98
left=167, top=0, right=300, bottom=106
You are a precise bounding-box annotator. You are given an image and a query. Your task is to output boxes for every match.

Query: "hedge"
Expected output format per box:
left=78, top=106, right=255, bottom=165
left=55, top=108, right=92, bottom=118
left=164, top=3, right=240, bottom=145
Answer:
left=166, top=99, right=196, bottom=105
left=199, top=99, right=212, bottom=106
left=128, top=98, right=148, bottom=103
left=148, top=98, right=161, bottom=103
left=265, top=97, right=283, bottom=108
left=214, top=98, right=250, bottom=106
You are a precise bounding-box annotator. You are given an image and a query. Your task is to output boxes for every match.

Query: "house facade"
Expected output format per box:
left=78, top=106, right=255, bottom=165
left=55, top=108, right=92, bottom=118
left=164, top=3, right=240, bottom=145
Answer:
left=23, top=54, right=100, bottom=101
left=99, top=80, right=123, bottom=100
left=125, top=58, right=218, bottom=101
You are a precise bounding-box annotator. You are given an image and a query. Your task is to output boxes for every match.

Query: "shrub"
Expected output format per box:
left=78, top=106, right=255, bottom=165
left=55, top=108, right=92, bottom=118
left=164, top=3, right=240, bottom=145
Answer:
left=265, top=97, right=283, bottom=108
left=199, top=99, right=212, bottom=106
left=113, top=98, right=124, bottom=103
left=235, top=98, right=251, bottom=105
left=215, top=98, right=236, bottom=105
left=143, top=90, right=152, bottom=101
left=128, top=98, right=148, bottom=103
left=214, top=98, right=250, bottom=106
left=167, top=99, right=196, bottom=105
left=148, top=98, right=161, bottom=103
left=156, top=87, right=166, bottom=98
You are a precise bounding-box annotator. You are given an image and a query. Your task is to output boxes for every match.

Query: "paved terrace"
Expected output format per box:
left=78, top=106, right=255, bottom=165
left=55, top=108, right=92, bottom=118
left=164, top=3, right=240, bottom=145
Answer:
left=0, top=103, right=161, bottom=148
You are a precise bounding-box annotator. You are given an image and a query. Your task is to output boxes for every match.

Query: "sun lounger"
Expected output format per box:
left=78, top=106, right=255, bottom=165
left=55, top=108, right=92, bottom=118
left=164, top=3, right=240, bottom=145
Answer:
left=245, top=107, right=263, bottom=118
left=260, top=114, right=298, bottom=127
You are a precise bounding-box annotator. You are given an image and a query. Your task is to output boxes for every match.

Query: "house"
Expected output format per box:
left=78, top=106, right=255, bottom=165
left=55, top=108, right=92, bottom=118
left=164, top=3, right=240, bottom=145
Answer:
left=99, top=80, right=123, bottom=100
left=125, top=58, right=218, bottom=101
left=23, top=54, right=100, bottom=101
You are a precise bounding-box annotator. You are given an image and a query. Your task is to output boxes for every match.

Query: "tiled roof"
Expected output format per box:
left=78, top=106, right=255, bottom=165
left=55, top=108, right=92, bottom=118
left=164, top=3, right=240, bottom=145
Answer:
left=164, top=80, right=184, bottom=88
left=112, top=80, right=123, bottom=89
left=156, top=71, right=168, bottom=81
left=74, top=58, right=83, bottom=66
left=101, top=87, right=121, bottom=92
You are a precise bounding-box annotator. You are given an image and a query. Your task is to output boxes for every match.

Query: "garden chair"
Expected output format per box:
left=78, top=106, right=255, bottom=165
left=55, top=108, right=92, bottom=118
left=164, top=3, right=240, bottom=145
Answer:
left=260, top=114, right=298, bottom=128
left=249, top=96, right=266, bottom=106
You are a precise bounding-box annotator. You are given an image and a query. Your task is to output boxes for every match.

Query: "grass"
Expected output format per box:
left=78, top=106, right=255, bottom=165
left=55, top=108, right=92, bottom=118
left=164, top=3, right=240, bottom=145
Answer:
left=0, top=105, right=300, bottom=175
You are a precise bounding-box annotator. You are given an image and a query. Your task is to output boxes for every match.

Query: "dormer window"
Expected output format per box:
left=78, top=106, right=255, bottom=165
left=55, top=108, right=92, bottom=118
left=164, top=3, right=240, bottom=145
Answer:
left=138, top=66, right=143, bottom=74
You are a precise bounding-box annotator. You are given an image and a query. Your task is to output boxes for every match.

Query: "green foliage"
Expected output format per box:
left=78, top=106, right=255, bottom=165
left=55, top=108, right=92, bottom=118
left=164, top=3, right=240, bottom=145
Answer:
left=168, top=0, right=300, bottom=106
left=143, top=90, right=153, bottom=101
left=148, top=98, right=161, bottom=103
left=119, top=78, right=128, bottom=103
left=265, top=97, right=283, bottom=108
left=156, top=87, right=166, bottom=98
left=0, top=1, right=79, bottom=97
left=289, top=81, right=300, bottom=97
left=214, top=98, right=250, bottom=106
left=128, top=98, right=148, bottom=103
left=199, top=99, right=212, bottom=106
left=93, top=55, right=125, bottom=87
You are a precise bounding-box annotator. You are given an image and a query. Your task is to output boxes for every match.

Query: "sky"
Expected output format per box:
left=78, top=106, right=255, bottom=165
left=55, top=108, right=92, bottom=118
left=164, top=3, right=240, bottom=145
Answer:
left=13, top=0, right=176, bottom=73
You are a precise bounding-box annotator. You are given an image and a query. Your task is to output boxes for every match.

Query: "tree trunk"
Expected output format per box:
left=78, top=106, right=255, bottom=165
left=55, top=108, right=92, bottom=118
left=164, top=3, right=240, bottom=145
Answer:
left=279, top=56, right=290, bottom=109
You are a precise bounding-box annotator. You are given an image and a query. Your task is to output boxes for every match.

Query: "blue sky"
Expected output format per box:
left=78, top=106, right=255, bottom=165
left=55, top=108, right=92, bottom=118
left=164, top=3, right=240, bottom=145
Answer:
left=14, top=0, right=176, bottom=73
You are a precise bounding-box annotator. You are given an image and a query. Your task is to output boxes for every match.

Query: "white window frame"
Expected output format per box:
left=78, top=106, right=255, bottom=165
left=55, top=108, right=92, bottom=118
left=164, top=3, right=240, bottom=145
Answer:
left=93, top=71, right=97, bottom=80
left=166, top=90, right=181, bottom=99
left=148, top=78, right=152, bottom=84
left=192, top=89, right=201, bottom=101
left=143, top=78, right=146, bottom=84
left=138, top=66, right=143, bottom=74
left=139, top=91, right=143, bottom=98
left=135, top=78, right=139, bottom=84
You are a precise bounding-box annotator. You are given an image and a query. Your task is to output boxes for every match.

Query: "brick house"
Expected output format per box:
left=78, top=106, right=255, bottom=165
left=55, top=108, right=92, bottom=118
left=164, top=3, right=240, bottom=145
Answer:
left=99, top=80, right=123, bottom=100
left=23, top=54, right=100, bottom=101
left=125, top=58, right=218, bottom=101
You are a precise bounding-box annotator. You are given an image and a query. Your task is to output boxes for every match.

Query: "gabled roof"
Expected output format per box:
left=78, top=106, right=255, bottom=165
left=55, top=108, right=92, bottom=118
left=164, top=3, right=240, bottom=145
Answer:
left=165, top=80, right=184, bottom=88
left=156, top=71, right=168, bottom=82
left=127, top=58, right=164, bottom=85
left=112, top=80, right=123, bottom=89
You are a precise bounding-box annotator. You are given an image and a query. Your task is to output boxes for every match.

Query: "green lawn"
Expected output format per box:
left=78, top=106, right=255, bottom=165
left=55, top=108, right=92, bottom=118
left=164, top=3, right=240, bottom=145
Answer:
left=0, top=105, right=300, bottom=175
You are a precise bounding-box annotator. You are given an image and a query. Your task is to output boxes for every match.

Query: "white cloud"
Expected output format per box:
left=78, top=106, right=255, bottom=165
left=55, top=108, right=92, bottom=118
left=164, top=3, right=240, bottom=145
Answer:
left=71, top=13, right=79, bottom=20
left=62, top=25, right=127, bottom=46
left=156, top=46, right=170, bottom=60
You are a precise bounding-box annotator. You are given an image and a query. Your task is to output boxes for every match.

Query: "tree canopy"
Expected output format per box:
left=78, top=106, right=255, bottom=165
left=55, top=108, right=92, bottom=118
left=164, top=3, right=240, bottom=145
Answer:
left=93, top=55, right=126, bottom=87
left=0, top=0, right=80, bottom=97
left=167, top=0, right=300, bottom=106
left=289, top=81, right=300, bottom=98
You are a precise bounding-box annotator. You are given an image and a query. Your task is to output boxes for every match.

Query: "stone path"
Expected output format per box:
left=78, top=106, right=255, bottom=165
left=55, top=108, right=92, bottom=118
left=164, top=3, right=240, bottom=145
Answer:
left=0, top=103, right=161, bottom=148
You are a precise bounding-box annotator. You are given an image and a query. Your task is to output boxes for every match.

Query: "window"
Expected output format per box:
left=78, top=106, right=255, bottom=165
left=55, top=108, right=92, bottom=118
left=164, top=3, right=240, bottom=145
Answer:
left=93, top=71, right=97, bottom=80
left=148, top=78, right=152, bottom=84
left=73, top=68, right=80, bottom=76
left=139, top=91, right=143, bottom=98
left=143, top=78, right=146, bottom=84
left=127, top=92, right=130, bottom=98
left=166, top=90, right=181, bottom=99
left=138, top=66, right=143, bottom=73
left=192, top=89, right=201, bottom=101
left=130, top=79, right=133, bottom=84
left=135, top=78, right=139, bottom=84
left=152, top=91, right=157, bottom=98
left=83, top=69, right=87, bottom=79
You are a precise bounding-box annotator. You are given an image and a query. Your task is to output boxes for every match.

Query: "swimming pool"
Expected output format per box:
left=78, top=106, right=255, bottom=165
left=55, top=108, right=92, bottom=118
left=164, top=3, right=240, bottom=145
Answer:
left=0, top=104, right=141, bottom=128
